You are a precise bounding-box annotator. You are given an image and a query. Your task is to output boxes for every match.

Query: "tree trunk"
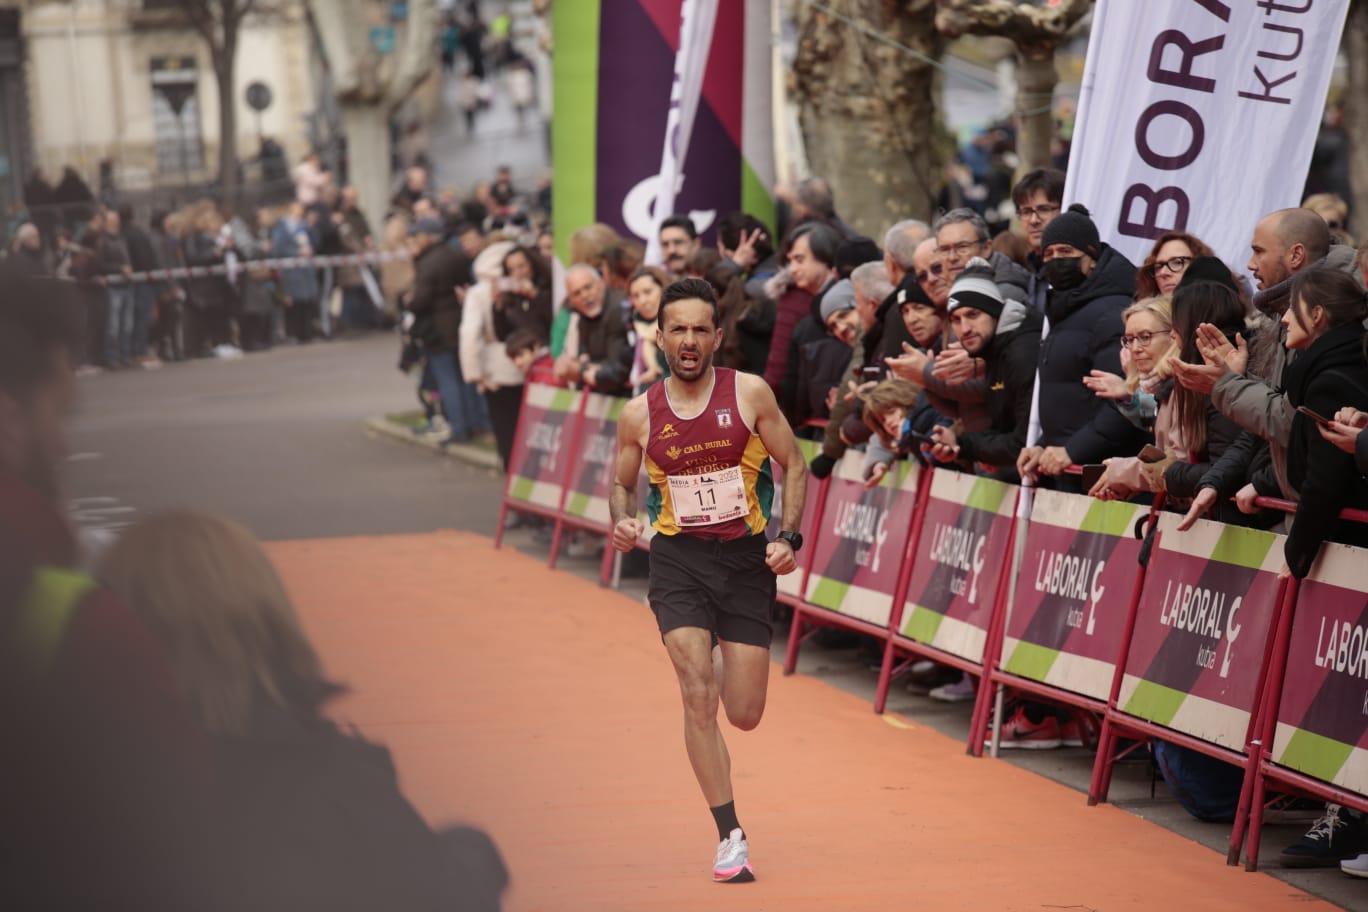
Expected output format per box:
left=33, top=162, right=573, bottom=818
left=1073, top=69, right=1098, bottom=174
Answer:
left=343, top=104, right=391, bottom=231
left=790, top=0, right=947, bottom=234
left=1344, top=0, right=1368, bottom=241
left=215, top=51, right=240, bottom=208
left=1013, top=48, right=1055, bottom=174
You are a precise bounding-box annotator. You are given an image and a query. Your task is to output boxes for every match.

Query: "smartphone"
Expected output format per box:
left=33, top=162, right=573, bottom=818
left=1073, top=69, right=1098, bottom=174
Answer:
left=905, top=429, right=937, bottom=449
left=1297, top=406, right=1332, bottom=427
left=1138, top=444, right=1166, bottom=463
left=1080, top=463, right=1107, bottom=491
left=861, top=366, right=883, bottom=383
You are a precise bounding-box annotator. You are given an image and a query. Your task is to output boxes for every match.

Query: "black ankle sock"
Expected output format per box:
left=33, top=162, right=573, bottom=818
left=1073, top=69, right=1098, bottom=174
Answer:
left=710, top=801, right=741, bottom=841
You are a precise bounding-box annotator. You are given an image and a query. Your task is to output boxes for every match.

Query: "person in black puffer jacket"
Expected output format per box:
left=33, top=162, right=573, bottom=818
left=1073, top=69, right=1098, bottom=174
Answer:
left=1244, top=270, right=1368, bottom=577
left=1019, top=204, right=1151, bottom=486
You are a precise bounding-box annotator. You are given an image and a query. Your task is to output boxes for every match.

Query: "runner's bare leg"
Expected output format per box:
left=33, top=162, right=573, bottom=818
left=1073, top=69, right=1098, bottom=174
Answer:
left=664, top=626, right=733, bottom=806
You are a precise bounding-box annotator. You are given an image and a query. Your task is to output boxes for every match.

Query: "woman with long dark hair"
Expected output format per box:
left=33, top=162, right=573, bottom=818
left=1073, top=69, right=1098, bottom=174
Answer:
left=1239, top=269, right=1368, bottom=577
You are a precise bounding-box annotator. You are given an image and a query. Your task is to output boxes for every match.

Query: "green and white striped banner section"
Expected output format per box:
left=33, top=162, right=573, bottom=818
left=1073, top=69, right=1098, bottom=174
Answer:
left=505, top=384, right=584, bottom=512
left=1000, top=490, right=1149, bottom=701
left=562, top=392, right=627, bottom=530
left=802, top=450, right=922, bottom=627
left=899, top=470, right=1016, bottom=664
left=1273, top=540, right=1368, bottom=794
left=1117, top=512, right=1285, bottom=752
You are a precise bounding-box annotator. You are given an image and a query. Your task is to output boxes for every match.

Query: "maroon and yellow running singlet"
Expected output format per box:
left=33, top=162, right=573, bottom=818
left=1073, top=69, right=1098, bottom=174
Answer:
left=644, top=368, right=773, bottom=541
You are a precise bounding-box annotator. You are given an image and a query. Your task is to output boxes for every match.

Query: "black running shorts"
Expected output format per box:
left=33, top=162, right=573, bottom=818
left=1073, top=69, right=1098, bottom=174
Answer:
left=647, top=532, right=777, bottom=648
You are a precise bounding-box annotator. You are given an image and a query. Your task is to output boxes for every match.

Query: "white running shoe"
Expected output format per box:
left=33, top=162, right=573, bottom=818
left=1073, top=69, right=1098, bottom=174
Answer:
left=1343, top=852, right=1368, bottom=878
left=929, top=672, right=977, bottom=703
left=713, top=827, right=754, bottom=883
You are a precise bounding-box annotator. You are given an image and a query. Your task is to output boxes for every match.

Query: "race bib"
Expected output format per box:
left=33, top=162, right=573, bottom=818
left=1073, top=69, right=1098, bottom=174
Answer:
left=669, top=466, right=747, bottom=527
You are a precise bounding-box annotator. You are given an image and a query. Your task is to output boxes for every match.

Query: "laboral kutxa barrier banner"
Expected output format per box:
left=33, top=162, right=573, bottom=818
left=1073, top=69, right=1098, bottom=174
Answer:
left=1001, top=490, right=1149, bottom=702
left=1117, top=511, right=1284, bottom=751
left=562, top=392, right=627, bottom=532
left=802, top=450, right=921, bottom=627
left=899, top=471, right=1015, bottom=663
left=1066, top=0, right=1350, bottom=270
left=1272, top=541, right=1368, bottom=794
left=551, top=0, right=774, bottom=261
left=768, top=438, right=820, bottom=601
left=505, top=383, right=584, bottom=512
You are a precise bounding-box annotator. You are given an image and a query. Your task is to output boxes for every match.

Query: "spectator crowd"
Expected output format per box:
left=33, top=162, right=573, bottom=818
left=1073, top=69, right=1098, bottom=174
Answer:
left=420, top=162, right=1368, bottom=874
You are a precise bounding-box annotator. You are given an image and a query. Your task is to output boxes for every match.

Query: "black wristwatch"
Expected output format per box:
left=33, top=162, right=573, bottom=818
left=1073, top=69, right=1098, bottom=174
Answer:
left=777, top=530, right=803, bottom=552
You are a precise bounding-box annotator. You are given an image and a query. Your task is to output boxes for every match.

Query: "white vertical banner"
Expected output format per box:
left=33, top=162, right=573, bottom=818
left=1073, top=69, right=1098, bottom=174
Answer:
left=644, top=0, right=719, bottom=266
left=1065, top=0, right=1351, bottom=271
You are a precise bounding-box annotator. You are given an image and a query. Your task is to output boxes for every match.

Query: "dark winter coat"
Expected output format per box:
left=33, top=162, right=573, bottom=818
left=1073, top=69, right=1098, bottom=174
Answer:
left=957, top=303, right=1043, bottom=474
left=1257, top=321, right=1368, bottom=578
left=212, top=701, right=506, bottom=911
left=409, top=242, right=472, bottom=352
left=572, top=289, right=633, bottom=395
left=798, top=334, right=855, bottom=424
left=1037, top=244, right=1150, bottom=462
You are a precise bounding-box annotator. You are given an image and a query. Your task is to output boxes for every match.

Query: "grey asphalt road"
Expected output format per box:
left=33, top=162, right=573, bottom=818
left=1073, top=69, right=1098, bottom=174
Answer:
left=63, top=333, right=504, bottom=543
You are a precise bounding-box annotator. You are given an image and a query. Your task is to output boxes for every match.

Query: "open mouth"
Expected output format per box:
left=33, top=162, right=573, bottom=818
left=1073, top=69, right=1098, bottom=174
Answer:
left=678, top=351, right=701, bottom=369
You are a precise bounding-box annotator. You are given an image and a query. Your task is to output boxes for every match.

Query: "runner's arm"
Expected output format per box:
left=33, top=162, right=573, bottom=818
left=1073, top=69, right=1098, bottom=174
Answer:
left=610, top=397, right=647, bottom=528
left=743, top=374, right=807, bottom=532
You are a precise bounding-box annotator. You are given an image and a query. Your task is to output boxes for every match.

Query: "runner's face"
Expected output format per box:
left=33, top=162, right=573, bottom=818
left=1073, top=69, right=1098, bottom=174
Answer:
left=657, top=297, right=720, bottom=382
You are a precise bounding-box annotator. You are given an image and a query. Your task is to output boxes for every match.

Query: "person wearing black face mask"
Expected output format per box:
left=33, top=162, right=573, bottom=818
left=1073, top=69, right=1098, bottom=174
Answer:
left=1018, top=204, right=1151, bottom=486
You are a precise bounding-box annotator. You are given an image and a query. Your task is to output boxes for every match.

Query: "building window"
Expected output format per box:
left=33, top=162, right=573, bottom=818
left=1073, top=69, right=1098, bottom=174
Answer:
left=150, top=56, right=204, bottom=178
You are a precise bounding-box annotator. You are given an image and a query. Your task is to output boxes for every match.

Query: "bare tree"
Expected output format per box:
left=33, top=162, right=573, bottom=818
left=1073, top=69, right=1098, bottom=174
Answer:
left=934, top=0, right=1090, bottom=175
left=183, top=0, right=259, bottom=207
left=790, top=0, right=948, bottom=234
left=311, top=0, right=437, bottom=228
left=1343, top=0, right=1368, bottom=240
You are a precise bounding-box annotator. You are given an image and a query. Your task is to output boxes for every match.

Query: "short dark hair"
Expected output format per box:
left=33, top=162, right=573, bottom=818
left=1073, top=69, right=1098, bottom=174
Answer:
left=1011, top=168, right=1067, bottom=207
left=0, top=272, right=84, bottom=398
left=660, top=215, right=698, bottom=240
left=717, top=211, right=775, bottom=263
left=785, top=222, right=841, bottom=269
left=503, top=328, right=545, bottom=360
left=796, top=177, right=836, bottom=219
left=658, top=277, right=718, bottom=329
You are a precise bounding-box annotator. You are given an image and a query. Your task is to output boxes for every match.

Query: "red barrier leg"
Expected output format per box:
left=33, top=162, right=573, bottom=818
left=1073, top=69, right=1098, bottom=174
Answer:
left=873, top=638, right=897, bottom=714
left=494, top=500, right=510, bottom=549
left=968, top=506, right=1022, bottom=756
left=783, top=608, right=805, bottom=675
left=1242, top=577, right=1299, bottom=872
left=1088, top=718, right=1116, bottom=805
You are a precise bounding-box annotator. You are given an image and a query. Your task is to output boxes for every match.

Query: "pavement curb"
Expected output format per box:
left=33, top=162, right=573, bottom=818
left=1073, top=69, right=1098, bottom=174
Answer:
left=364, top=416, right=502, bottom=471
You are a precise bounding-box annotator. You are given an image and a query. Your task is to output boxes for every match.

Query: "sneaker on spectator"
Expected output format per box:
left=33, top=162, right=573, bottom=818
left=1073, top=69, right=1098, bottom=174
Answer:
left=929, top=673, right=976, bottom=703
left=1280, top=804, right=1368, bottom=868
left=712, top=828, right=754, bottom=883
left=1342, top=853, right=1368, bottom=878
left=1060, top=711, right=1101, bottom=748
left=985, top=706, right=1063, bottom=749
left=904, top=662, right=962, bottom=695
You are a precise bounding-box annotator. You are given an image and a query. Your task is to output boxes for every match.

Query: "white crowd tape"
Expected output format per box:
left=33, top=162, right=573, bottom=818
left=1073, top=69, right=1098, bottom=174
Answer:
left=99, top=248, right=413, bottom=286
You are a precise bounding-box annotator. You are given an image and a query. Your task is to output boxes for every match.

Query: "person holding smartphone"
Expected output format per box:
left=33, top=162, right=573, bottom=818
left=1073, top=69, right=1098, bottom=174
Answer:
left=1239, top=269, right=1368, bottom=577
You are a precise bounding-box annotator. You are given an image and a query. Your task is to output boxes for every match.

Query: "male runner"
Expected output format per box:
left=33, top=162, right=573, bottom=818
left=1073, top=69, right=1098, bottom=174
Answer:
left=611, top=277, right=808, bottom=883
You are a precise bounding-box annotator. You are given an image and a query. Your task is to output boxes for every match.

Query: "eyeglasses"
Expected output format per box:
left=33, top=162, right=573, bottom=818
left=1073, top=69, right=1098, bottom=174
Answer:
left=1121, top=330, right=1170, bottom=349
left=915, top=261, right=945, bottom=284
left=1150, top=256, right=1192, bottom=275
left=1017, top=204, right=1060, bottom=221
left=936, top=240, right=986, bottom=259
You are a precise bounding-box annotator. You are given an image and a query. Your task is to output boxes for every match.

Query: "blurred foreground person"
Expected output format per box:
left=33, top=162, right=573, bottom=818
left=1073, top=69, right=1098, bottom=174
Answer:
left=98, top=511, right=509, bottom=911
left=0, top=270, right=221, bottom=907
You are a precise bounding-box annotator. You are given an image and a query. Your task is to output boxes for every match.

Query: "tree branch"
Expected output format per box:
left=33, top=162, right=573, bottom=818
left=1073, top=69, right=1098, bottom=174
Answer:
left=935, top=0, right=1090, bottom=56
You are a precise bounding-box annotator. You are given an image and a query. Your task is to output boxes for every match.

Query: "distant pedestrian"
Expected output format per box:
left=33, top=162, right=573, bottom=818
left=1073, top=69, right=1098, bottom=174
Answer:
left=459, top=72, right=481, bottom=135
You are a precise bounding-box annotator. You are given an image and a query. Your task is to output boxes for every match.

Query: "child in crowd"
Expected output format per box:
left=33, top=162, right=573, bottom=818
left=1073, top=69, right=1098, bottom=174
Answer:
left=859, top=378, right=943, bottom=488
left=505, top=329, right=558, bottom=386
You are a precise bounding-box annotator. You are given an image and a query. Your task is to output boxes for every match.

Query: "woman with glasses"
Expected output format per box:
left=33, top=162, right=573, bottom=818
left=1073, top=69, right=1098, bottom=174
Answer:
left=1133, top=230, right=1244, bottom=301
left=1087, top=266, right=1257, bottom=525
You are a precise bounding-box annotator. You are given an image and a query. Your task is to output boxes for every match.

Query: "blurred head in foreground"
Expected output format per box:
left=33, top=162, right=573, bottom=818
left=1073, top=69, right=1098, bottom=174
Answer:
left=98, top=511, right=340, bottom=735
